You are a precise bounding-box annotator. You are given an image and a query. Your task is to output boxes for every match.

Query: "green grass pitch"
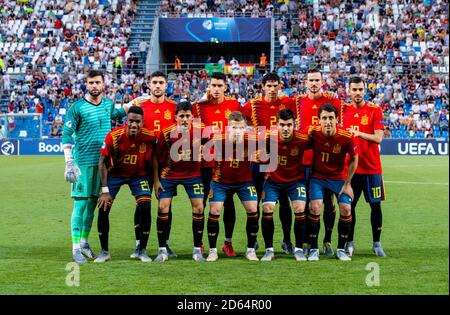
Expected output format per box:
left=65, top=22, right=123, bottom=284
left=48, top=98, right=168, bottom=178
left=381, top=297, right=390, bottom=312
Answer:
left=0, top=155, right=448, bottom=295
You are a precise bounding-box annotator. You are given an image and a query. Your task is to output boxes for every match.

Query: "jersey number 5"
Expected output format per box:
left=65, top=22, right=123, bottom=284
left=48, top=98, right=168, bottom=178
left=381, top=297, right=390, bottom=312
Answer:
left=154, top=120, right=160, bottom=132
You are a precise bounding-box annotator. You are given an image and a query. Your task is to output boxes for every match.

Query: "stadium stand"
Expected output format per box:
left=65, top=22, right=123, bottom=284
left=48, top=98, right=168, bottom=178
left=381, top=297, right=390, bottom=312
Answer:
left=0, top=0, right=448, bottom=140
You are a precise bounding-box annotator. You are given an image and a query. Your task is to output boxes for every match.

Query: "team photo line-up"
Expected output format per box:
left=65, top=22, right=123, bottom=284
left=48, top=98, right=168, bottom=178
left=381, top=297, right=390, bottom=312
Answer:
left=62, top=68, right=386, bottom=264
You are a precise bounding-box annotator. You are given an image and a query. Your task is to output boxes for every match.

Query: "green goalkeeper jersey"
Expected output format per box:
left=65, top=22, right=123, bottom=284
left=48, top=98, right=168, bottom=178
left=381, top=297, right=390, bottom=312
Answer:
left=62, top=97, right=125, bottom=167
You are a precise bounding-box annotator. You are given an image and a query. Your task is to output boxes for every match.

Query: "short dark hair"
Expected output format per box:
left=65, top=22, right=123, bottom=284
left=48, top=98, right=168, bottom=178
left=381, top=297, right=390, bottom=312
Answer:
left=262, top=72, right=280, bottom=85
left=349, top=76, right=365, bottom=86
left=228, top=111, right=246, bottom=123
left=210, top=72, right=226, bottom=82
left=87, top=70, right=104, bottom=81
left=175, top=101, right=193, bottom=114
left=318, top=103, right=338, bottom=118
left=128, top=105, right=144, bottom=117
left=277, top=109, right=295, bottom=121
left=149, top=71, right=167, bottom=81
left=307, top=67, right=322, bottom=78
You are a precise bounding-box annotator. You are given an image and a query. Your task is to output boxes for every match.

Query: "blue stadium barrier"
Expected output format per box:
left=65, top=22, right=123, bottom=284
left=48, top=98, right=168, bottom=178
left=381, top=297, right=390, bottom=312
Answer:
left=380, top=139, right=448, bottom=155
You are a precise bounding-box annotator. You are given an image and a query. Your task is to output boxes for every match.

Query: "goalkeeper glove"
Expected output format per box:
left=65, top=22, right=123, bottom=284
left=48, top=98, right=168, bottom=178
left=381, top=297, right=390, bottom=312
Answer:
left=64, top=159, right=81, bottom=183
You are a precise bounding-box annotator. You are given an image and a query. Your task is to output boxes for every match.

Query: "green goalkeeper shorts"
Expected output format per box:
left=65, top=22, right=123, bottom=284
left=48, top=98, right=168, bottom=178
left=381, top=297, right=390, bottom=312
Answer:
left=71, top=165, right=101, bottom=198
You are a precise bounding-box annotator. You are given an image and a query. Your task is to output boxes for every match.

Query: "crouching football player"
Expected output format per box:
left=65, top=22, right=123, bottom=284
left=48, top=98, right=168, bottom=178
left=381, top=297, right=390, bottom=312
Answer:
left=153, top=101, right=208, bottom=262
left=259, top=109, right=310, bottom=261
left=206, top=111, right=260, bottom=262
left=308, top=103, right=358, bottom=261
left=96, top=106, right=156, bottom=262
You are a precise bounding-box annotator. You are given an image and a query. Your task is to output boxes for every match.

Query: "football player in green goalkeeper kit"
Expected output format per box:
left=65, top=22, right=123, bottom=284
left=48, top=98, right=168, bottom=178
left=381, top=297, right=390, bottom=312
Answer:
left=62, top=70, right=126, bottom=264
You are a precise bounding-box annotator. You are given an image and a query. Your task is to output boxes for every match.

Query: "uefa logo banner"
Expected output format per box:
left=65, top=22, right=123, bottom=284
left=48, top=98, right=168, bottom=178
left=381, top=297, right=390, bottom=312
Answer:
left=0, top=140, right=19, bottom=156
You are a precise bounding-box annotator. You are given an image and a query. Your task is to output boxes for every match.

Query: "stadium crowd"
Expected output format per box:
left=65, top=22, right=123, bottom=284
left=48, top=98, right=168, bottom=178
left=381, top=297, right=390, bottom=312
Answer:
left=0, top=0, right=448, bottom=139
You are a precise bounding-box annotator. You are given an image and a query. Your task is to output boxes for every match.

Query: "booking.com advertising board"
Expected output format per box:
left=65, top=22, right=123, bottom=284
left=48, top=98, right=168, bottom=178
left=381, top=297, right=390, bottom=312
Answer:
left=0, top=139, right=448, bottom=156
left=159, top=18, right=271, bottom=42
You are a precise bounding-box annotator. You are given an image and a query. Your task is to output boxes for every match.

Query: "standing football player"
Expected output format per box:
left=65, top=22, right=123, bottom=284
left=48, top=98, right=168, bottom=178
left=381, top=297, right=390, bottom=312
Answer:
left=193, top=72, right=240, bottom=257
left=124, top=71, right=178, bottom=258
left=62, top=70, right=126, bottom=264
left=295, top=68, right=342, bottom=256
left=242, top=72, right=297, bottom=255
left=342, top=76, right=386, bottom=257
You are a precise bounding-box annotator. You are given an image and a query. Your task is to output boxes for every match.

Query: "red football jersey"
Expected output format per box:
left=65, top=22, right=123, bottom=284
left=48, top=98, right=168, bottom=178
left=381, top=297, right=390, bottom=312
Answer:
left=310, top=126, right=358, bottom=180
left=342, top=102, right=384, bottom=174
left=265, top=131, right=310, bottom=183
left=100, top=126, right=156, bottom=178
left=212, top=133, right=256, bottom=185
left=134, top=97, right=177, bottom=137
left=295, top=92, right=342, bottom=166
left=193, top=97, right=240, bottom=167
left=242, top=96, right=296, bottom=131
left=156, top=124, right=205, bottom=179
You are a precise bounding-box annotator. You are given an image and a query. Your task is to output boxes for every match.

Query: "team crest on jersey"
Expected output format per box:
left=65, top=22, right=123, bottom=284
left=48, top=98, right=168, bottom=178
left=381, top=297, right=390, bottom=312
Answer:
left=225, top=109, right=231, bottom=119
left=361, top=115, right=369, bottom=125
left=290, top=146, right=299, bottom=156
left=332, top=144, right=341, bottom=154
left=164, top=110, right=172, bottom=120
left=139, top=143, right=147, bottom=153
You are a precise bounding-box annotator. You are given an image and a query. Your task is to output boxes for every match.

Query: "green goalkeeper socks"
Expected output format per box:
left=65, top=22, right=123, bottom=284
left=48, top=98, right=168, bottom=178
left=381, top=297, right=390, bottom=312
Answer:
left=81, top=198, right=97, bottom=241
left=71, top=198, right=88, bottom=247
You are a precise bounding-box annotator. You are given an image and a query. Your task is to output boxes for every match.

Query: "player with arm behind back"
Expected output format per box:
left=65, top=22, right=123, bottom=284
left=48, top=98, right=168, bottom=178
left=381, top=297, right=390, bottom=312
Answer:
left=193, top=72, right=240, bottom=257
left=122, top=71, right=178, bottom=259
left=295, top=68, right=343, bottom=256
left=342, top=76, right=386, bottom=257
left=241, top=72, right=297, bottom=255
